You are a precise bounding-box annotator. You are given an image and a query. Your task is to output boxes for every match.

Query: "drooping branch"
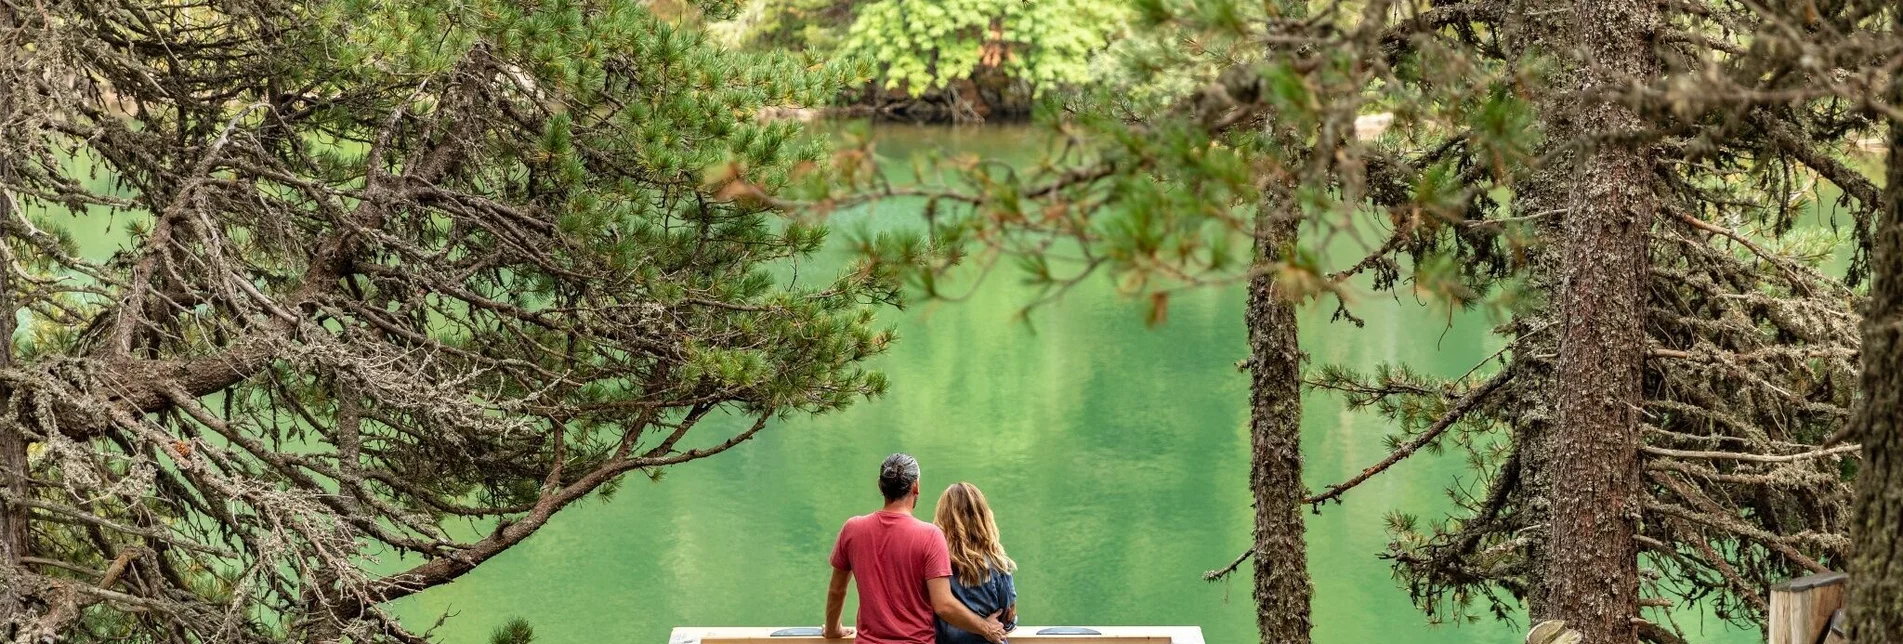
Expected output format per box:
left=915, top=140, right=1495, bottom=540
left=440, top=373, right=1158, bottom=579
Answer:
left=359, top=412, right=776, bottom=607
left=1305, top=368, right=1515, bottom=507
left=1642, top=443, right=1861, bottom=464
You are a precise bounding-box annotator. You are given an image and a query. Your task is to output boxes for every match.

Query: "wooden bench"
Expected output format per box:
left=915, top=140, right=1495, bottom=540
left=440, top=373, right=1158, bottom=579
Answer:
left=1770, top=571, right=1848, bottom=644
left=668, top=626, right=1205, bottom=644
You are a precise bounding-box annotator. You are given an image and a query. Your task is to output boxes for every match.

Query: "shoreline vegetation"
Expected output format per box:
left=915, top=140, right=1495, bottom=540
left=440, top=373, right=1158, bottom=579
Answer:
left=766, top=106, right=1405, bottom=141
left=763, top=103, right=1890, bottom=158
left=711, top=0, right=1120, bottom=124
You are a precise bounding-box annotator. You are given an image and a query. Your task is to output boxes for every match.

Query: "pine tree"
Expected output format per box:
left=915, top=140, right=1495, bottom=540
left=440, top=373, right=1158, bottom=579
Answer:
left=1539, top=0, right=1658, bottom=639
left=0, top=0, right=885, bottom=640
left=1245, top=4, right=1317, bottom=638
left=490, top=618, right=536, bottom=644
left=1848, top=10, right=1903, bottom=637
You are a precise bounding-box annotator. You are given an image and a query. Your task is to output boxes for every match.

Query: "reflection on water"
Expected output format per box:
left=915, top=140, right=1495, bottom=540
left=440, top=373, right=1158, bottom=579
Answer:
left=388, top=124, right=1755, bottom=644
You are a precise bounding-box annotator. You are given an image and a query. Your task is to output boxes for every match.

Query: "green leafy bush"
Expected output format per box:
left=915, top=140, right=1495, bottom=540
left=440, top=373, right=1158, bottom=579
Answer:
left=838, top=0, right=1123, bottom=95
left=717, top=0, right=1123, bottom=98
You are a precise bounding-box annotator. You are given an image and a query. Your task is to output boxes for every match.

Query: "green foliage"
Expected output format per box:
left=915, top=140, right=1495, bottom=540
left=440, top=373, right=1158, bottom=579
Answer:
left=303, top=0, right=893, bottom=415
left=490, top=618, right=535, bottom=644
left=2, top=0, right=899, bottom=640
left=717, top=0, right=1124, bottom=97
left=838, top=0, right=1124, bottom=95
left=710, top=0, right=853, bottom=51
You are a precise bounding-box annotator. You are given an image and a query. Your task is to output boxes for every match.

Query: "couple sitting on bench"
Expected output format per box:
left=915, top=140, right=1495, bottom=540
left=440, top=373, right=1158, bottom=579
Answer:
left=822, top=453, right=1016, bottom=644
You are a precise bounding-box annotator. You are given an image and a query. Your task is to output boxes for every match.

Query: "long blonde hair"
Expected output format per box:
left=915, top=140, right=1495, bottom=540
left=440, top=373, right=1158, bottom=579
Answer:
left=934, top=482, right=1017, bottom=586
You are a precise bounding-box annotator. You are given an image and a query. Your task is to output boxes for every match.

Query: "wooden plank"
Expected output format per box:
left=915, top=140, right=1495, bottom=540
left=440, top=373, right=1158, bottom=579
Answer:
left=693, top=639, right=1169, bottom=644
left=669, top=626, right=1202, bottom=644
left=1769, top=571, right=1848, bottom=644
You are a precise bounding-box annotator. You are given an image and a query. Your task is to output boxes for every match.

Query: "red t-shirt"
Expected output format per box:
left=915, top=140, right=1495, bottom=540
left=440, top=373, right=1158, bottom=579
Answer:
left=829, top=511, right=952, bottom=644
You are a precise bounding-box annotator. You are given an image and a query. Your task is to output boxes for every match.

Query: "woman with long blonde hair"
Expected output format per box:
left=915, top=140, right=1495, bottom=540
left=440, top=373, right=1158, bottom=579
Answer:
left=933, top=482, right=1018, bottom=644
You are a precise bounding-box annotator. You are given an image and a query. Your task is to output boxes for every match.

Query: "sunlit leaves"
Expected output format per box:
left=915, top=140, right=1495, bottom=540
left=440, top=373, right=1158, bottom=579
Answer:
left=792, top=0, right=1127, bottom=96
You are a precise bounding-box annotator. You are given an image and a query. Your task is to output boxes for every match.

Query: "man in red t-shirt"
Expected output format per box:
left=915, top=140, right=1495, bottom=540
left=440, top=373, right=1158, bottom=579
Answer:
left=823, top=453, right=1007, bottom=643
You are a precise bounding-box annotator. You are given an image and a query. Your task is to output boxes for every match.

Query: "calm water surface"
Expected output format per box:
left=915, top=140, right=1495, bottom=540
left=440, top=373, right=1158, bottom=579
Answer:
left=26, top=123, right=1711, bottom=644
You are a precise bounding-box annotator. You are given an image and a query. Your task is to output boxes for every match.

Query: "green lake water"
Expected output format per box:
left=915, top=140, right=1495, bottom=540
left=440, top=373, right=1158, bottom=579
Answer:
left=381, top=125, right=1758, bottom=644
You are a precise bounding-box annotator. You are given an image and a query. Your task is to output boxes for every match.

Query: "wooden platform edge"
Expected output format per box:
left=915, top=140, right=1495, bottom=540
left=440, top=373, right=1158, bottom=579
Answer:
left=668, top=626, right=1204, bottom=644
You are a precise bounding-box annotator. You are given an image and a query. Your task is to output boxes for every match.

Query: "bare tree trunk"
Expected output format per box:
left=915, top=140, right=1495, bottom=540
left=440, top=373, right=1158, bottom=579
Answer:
left=0, top=405, right=21, bottom=637
left=0, top=11, right=25, bottom=621
left=1247, top=193, right=1313, bottom=644
left=0, top=164, right=25, bottom=638
left=1848, top=25, right=1903, bottom=639
left=1240, top=2, right=1315, bottom=639
left=1511, top=215, right=1562, bottom=622
left=1540, top=0, right=1658, bottom=640
left=1500, top=1, right=1573, bottom=617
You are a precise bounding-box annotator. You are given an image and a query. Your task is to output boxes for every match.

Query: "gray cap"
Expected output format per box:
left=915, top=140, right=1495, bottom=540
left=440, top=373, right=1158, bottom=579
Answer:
left=878, top=453, right=920, bottom=501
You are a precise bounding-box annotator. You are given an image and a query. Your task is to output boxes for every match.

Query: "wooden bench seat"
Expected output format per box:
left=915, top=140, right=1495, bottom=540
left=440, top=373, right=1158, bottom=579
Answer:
left=668, top=626, right=1204, bottom=644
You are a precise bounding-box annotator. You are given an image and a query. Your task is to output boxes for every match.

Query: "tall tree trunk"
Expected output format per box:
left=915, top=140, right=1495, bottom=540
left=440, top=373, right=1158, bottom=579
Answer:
left=0, top=166, right=25, bottom=637
left=1847, top=23, right=1903, bottom=639
left=1242, top=2, right=1314, bottom=640
left=1510, top=192, right=1563, bottom=621
left=0, top=400, right=20, bottom=636
left=1248, top=192, right=1312, bottom=644
left=1540, top=0, right=1658, bottom=640
left=1499, top=0, right=1573, bottom=617
left=0, top=11, right=25, bottom=623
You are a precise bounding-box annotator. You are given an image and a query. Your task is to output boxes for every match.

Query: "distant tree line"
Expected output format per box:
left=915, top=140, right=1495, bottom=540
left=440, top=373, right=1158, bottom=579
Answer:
left=712, top=0, right=1125, bottom=121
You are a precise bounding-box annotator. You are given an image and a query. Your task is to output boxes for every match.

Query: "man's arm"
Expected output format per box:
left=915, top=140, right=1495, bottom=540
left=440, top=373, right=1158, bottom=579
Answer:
left=926, top=577, right=1005, bottom=643
left=823, top=567, right=854, bottom=639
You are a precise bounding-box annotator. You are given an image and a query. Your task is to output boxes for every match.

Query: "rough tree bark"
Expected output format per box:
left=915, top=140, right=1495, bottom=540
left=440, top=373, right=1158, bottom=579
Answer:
left=0, top=7, right=22, bottom=631
left=0, top=75, right=24, bottom=636
left=1495, top=0, right=1575, bottom=617
left=1541, top=0, right=1658, bottom=640
left=1248, top=190, right=1313, bottom=644
left=1510, top=185, right=1563, bottom=622
left=0, top=233, right=22, bottom=639
left=1848, top=21, right=1903, bottom=639
left=1243, top=1, right=1315, bottom=639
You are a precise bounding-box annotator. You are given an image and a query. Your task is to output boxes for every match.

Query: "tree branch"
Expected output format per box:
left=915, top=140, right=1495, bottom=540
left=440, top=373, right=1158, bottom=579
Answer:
left=1641, top=443, right=1859, bottom=464
left=1305, top=368, right=1515, bottom=506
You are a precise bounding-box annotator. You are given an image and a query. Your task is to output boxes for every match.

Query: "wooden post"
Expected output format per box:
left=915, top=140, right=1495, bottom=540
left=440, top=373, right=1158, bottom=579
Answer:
left=1770, top=571, right=1849, bottom=644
